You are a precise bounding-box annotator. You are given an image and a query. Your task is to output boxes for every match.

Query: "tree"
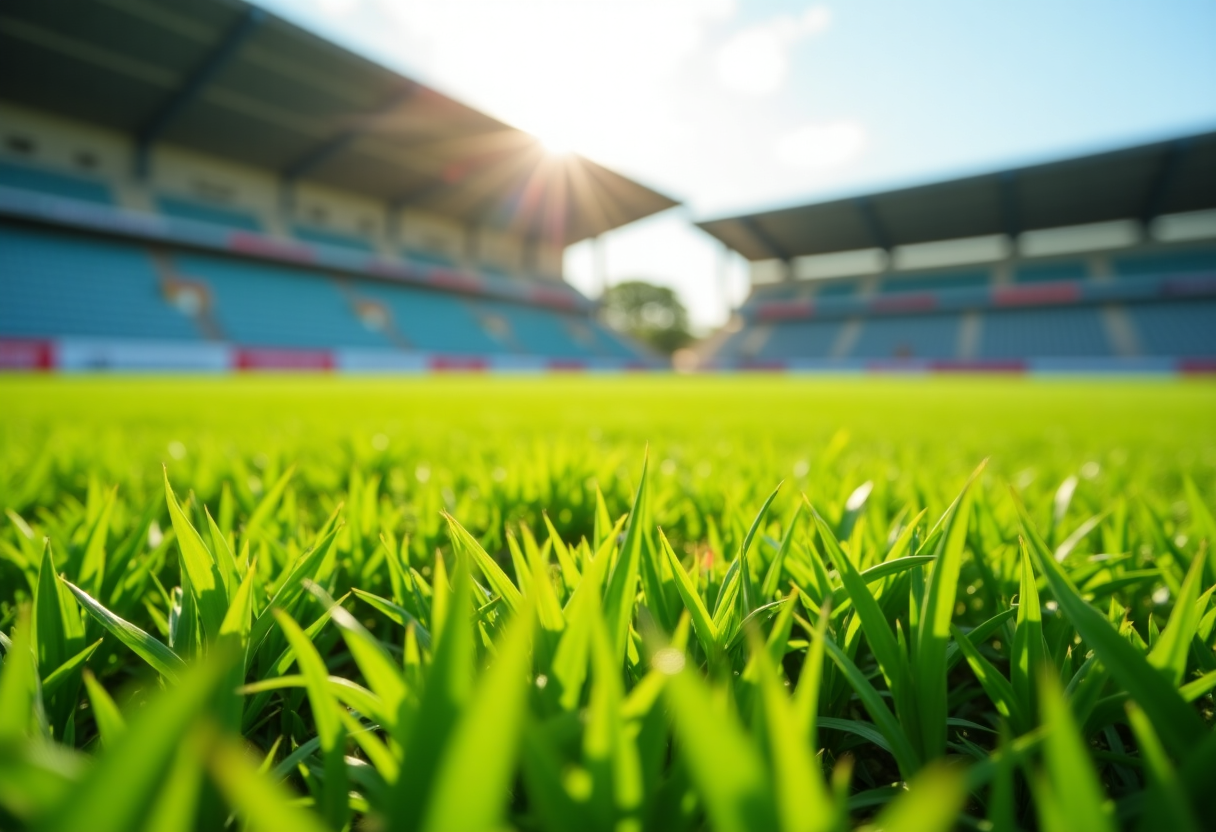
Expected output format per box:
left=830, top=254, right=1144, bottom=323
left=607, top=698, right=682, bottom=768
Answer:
left=600, top=280, right=693, bottom=355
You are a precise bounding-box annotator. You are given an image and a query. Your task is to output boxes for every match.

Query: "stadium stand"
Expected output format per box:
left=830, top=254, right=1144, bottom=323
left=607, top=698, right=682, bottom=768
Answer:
left=698, top=129, right=1216, bottom=372
left=157, top=197, right=262, bottom=232
left=852, top=312, right=962, bottom=360
left=0, top=224, right=200, bottom=342
left=0, top=0, right=675, bottom=371
left=0, top=161, right=113, bottom=205
left=1128, top=301, right=1216, bottom=358
left=978, top=307, right=1109, bottom=360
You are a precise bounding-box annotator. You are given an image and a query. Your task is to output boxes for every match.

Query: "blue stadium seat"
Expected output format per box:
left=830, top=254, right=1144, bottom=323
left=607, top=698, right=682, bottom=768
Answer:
left=589, top=322, right=643, bottom=360
left=173, top=252, right=389, bottom=349
left=1128, top=301, right=1216, bottom=357
left=1113, top=250, right=1216, bottom=277
left=406, top=250, right=460, bottom=270
left=978, top=307, right=1109, bottom=358
left=879, top=271, right=989, bottom=294
left=354, top=283, right=505, bottom=355
left=292, top=225, right=374, bottom=254
left=757, top=320, right=843, bottom=360
left=1013, top=261, right=1087, bottom=283
left=814, top=281, right=857, bottom=298
left=478, top=300, right=599, bottom=358
left=851, top=313, right=960, bottom=359
left=158, top=196, right=262, bottom=231
left=749, top=283, right=805, bottom=304
left=0, top=223, right=200, bottom=340
left=0, top=161, right=112, bottom=204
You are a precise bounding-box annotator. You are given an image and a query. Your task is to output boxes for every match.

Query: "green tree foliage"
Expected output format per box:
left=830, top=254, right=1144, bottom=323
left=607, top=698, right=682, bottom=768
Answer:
left=600, top=279, right=693, bottom=354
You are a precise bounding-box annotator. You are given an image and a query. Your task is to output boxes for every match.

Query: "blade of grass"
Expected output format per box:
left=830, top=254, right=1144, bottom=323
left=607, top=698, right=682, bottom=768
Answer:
left=62, top=579, right=185, bottom=682
left=1013, top=488, right=1205, bottom=759
left=421, top=598, right=535, bottom=832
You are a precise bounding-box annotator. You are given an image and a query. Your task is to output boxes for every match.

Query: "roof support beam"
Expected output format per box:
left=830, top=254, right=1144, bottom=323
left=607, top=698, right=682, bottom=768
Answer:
left=281, top=86, right=418, bottom=182
left=739, top=217, right=790, bottom=263
left=134, top=7, right=265, bottom=178
left=1139, top=139, right=1188, bottom=228
left=854, top=197, right=890, bottom=251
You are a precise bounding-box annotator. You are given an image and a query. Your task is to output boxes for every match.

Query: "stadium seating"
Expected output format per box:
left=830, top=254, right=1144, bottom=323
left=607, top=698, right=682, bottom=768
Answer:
left=851, top=312, right=961, bottom=359
left=0, top=161, right=113, bottom=204
left=406, top=250, right=461, bottom=271
left=813, top=281, right=857, bottom=298
left=748, top=283, right=807, bottom=304
left=1112, top=249, right=1216, bottom=277
left=0, top=221, right=631, bottom=361
left=0, top=224, right=199, bottom=340
left=353, top=281, right=505, bottom=355
left=291, top=225, right=376, bottom=254
left=157, top=196, right=262, bottom=231
left=879, top=271, right=988, bottom=294
left=756, top=320, right=844, bottom=360
left=172, top=252, right=391, bottom=350
left=978, top=306, right=1109, bottom=358
left=587, top=323, right=645, bottom=360
left=1128, top=300, right=1216, bottom=357
left=1013, top=261, right=1088, bottom=283
left=480, top=301, right=599, bottom=358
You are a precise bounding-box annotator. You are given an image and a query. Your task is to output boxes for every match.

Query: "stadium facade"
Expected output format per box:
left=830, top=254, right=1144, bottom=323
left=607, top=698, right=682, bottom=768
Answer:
left=698, top=132, right=1216, bottom=373
left=0, top=0, right=676, bottom=371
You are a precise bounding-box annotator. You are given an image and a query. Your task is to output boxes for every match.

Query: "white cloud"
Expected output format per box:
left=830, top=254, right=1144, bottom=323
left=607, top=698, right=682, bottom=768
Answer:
left=774, top=120, right=866, bottom=170
left=716, top=5, right=831, bottom=95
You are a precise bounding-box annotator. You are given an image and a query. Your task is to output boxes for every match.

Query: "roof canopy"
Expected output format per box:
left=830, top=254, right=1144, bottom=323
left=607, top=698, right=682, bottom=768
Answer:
left=697, top=130, right=1216, bottom=261
left=0, top=0, right=677, bottom=245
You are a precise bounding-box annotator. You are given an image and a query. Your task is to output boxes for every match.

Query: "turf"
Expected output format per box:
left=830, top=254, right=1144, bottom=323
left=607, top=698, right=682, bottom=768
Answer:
left=1, top=375, right=1214, bottom=831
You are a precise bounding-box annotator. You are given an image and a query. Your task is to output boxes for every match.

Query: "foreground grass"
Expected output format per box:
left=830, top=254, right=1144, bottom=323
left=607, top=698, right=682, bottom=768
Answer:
left=1, top=376, right=1214, bottom=831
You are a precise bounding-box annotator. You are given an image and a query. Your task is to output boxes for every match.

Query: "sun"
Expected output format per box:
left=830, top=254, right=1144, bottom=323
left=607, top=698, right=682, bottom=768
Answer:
left=536, top=129, right=576, bottom=156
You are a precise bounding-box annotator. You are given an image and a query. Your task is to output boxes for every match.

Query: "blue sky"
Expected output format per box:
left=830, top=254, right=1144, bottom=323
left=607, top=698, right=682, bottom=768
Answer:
left=259, top=0, right=1216, bottom=329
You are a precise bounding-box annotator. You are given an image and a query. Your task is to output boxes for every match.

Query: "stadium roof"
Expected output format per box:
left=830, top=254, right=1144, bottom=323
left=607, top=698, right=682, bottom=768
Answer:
left=697, top=130, right=1216, bottom=261
left=0, top=0, right=678, bottom=245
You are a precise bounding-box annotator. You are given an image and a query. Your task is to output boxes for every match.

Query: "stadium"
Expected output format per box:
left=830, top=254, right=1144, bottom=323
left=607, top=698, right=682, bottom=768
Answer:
left=0, top=0, right=675, bottom=371
left=701, top=132, right=1216, bottom=372
left=2, top=3, right=1216, bottom=832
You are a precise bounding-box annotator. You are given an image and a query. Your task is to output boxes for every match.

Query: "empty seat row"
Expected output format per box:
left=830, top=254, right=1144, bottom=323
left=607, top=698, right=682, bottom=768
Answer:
left=0, top=223, right=636, bottom=360
left=0, top=224, right=200, bottom=341
left=730, top=301, right=1215, bottom=362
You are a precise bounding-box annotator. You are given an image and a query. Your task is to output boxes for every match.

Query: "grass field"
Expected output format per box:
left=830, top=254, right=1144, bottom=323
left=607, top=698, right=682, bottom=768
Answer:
left=2, top=376, right=1215, bottom=831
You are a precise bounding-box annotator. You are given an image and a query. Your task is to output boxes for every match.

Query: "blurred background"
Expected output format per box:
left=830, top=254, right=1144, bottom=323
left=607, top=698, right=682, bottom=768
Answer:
left=1, top=0, right=1214, bottom=372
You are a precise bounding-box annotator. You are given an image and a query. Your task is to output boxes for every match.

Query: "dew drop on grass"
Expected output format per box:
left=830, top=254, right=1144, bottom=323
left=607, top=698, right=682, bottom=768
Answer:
left=1152, top=586, right=1171, bottom=605
left=651, top=648, right=686, bottom=675
left=846, top=481, right=874, bottom=512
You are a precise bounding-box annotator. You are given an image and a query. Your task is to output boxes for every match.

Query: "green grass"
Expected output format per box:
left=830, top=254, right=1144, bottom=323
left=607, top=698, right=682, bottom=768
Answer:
left=1, top=375, right=1214, bottom=832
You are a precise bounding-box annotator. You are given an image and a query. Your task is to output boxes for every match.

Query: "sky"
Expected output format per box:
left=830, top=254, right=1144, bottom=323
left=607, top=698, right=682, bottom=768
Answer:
left=258, top=0, right=1216, bottom=331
